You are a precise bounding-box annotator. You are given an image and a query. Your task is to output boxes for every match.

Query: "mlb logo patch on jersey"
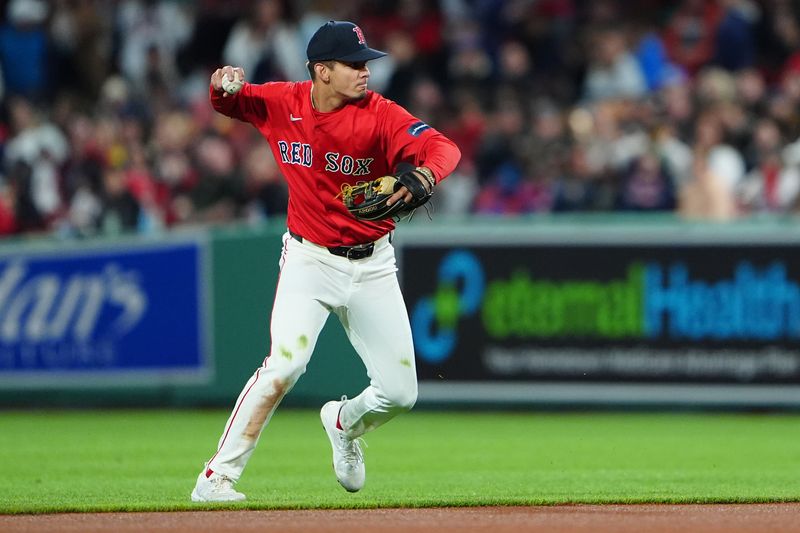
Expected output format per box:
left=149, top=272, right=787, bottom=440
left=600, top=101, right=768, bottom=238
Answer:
left=408, top=121, right=431, bottom=137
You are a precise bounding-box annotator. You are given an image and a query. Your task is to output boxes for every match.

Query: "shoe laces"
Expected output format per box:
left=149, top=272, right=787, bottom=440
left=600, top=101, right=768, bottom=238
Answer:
left=210, top=474, right=237, bottom=492
left=335, top=395, right=365, bottom=464
left=340, top=435, right=366, bottom=465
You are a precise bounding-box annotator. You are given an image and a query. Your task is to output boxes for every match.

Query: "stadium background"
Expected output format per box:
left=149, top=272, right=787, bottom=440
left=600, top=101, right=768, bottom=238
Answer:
left=1, top=0, right=799, bottom=411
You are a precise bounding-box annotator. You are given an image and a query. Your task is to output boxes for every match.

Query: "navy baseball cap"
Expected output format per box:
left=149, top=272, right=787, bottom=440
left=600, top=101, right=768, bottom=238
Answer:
left=306, top=21, right=387, bottom=63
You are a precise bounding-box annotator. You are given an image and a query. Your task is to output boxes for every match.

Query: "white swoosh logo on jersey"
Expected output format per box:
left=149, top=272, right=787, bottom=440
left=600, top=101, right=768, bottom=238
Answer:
left=290, top=114, right=302, bottom=121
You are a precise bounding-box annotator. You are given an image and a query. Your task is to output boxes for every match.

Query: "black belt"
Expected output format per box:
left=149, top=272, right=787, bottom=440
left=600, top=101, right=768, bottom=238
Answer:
left=289, top=230, right=375, bottom=260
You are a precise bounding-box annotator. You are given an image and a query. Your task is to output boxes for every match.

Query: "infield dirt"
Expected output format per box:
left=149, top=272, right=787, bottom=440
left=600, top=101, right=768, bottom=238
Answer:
left=2, top=504, right=800, bottom=533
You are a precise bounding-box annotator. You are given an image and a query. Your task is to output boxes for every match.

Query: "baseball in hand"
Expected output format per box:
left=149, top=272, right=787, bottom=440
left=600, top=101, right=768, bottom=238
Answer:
left=222, top=71, right=243, bottom=95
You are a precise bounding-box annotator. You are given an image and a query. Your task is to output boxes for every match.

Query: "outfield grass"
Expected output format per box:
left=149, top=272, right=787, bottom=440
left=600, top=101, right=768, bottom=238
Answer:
left=2, top=409, right=800, bottom=513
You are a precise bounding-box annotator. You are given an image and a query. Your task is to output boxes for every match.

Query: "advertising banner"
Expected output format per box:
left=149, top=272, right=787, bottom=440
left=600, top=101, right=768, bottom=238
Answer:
left=402, top=238, right=800, bottom=403
left=0, top=237, right=211, bottom=387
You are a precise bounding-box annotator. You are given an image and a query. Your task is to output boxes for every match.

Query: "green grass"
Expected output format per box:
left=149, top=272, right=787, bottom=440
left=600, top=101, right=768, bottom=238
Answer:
left=2, top=409, right=800, bottom=513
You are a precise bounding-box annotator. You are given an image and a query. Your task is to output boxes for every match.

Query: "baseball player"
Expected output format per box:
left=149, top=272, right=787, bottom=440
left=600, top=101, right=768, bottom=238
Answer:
left=191, top=20, right=461, bottom=501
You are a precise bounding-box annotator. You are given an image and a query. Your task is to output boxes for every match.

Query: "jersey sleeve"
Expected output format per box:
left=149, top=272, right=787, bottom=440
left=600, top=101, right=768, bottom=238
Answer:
left=378, top=100, right=461, bottom=183
left=209, top=82, right=287, bottom=127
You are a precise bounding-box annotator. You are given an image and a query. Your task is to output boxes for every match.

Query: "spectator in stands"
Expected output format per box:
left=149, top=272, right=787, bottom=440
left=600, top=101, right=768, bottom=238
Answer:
left=116, top=0, right=195, bottom=96
left=679, top=154, right=738, bottom=221
left=582, top=26, right=648, bottom=103
left=4, top=97, right=68, bottom=226
left=66, top=170, right=103, bottom=236
left=475, top=98, right=526, bottom=187
left=739, top=118, right=800, bottom=213
left=222, top=0, right=306, bottom=83
left=663, top=0, right=723, bottom=76
left=124, top=143, right=165, bottom=233
left=631, top=11, right=685, bottom=93
left=100, top=167, right=141, bottom=234
left=754, top=0, right=800, bottom=79
left=473, top=161, right=546, bottom=215
left=5, top=0, right=800, bottom=239
left=447, top=19, right=493, bottom=85
left=617, top=152, right=677, bottom=211
left=653, top=122, right=694, bottom=189
left=379, top=29, right=418, bottom=103
left=0, top=180, right=17, bottom=235
left=678, top=111, right=743, bottom=220
left=553, top=143, right=611, bottom=211
left=360, top=0, right=445, bottom=84
left=61, top=113, right=105, bottom=206
left=49, top=0, right=114, bottom=103
left=241, top=143, right=287, bottom=222
left=179, top=133, right=243, bottom=225
left=441, top=90, right=487, bottom=174
left=432, top=162, right=480, bottom=217
left=694, top=109, right=746, bottom=192
left=525, top=99, right=569, bottom=152
left=0, top=0, right=50, bottom=100
left=734, top=67, right=767, bottom=115
left=496, top=39, right=537, bottom=103
left=6, top=160, right=44, bottom=233
left=713, top=0, right=759, bottom=71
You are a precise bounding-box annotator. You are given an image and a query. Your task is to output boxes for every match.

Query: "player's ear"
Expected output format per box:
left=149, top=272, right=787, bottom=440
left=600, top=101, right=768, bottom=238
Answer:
left=314, top=61, right=333, bottom=83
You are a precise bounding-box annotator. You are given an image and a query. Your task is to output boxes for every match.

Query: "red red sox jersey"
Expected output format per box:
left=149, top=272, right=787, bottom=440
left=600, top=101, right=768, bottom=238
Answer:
left=210, top=80, right=461, bottom=247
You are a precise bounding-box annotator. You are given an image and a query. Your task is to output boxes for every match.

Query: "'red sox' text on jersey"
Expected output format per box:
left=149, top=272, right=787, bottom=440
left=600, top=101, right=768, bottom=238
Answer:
left=210, top=80, right=460, bottom=247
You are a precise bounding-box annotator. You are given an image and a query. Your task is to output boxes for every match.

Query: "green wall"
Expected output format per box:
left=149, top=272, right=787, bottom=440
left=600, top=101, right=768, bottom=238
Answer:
left=3, top=214, right=799, bottom=408
left=0, top=222, right=368, bottom=408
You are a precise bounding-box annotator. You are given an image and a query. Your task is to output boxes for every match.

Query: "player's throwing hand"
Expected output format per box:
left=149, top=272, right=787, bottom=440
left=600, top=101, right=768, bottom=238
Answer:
left=210, top=66, right=246, bottom=97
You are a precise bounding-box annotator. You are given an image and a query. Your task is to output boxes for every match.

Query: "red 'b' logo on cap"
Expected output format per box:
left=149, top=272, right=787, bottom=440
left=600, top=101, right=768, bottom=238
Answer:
left=353, top=26, right=366, bottom=45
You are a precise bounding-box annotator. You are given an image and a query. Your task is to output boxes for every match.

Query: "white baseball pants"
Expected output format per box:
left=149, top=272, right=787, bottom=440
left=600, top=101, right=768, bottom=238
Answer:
left=205, top=231, right=418, bottom=480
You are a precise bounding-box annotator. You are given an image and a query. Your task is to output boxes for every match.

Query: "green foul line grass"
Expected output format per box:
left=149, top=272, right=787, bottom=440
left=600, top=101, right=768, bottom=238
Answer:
left=2, top=409, right=800, bottom=513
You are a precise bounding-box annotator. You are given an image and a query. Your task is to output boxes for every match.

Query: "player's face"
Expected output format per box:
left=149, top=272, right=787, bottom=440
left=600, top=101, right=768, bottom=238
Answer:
left=331, top=61, right=370, bottom=100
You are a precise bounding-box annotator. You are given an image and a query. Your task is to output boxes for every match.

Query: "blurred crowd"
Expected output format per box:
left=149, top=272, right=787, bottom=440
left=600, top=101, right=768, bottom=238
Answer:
left=2, top=0, right=800, bottom=238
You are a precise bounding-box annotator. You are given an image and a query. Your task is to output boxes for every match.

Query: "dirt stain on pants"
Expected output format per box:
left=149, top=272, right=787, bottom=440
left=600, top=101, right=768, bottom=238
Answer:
left=243, top=378, right=286, bottom=440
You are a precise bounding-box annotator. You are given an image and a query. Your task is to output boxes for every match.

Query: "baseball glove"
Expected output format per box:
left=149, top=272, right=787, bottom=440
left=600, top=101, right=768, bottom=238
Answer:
left=339, top=168, right=435, bottom=221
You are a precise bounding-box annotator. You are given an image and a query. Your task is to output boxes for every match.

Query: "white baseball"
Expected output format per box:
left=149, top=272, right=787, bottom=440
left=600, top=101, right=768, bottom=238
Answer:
left=222, top=71, right=243, bottom=95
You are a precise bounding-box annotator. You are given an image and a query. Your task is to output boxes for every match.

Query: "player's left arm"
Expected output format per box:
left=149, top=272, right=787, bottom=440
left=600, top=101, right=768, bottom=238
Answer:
left=379, top=101, right=461, bottom=206
left=209, top=66, right=268, bottom=125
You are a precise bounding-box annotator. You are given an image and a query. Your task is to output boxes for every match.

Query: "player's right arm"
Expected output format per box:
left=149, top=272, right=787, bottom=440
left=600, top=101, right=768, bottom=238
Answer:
left=209, top=65, right=268, bottom=124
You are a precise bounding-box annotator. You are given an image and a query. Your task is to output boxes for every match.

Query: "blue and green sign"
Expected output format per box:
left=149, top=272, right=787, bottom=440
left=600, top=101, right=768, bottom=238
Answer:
left=405, top=245, right=800, bottom=384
